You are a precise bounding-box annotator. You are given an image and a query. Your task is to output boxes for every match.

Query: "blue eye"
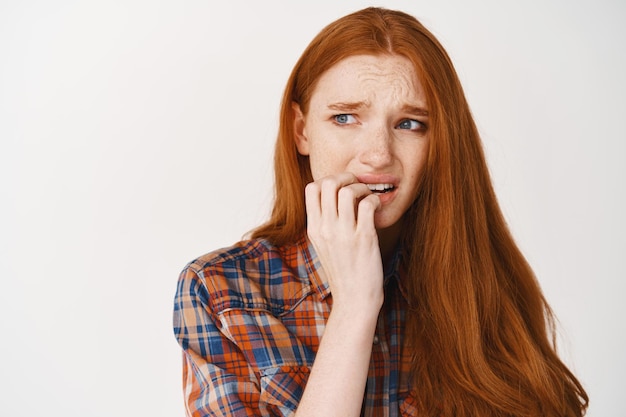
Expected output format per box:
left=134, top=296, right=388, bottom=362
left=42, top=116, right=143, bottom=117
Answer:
left=334, top=114, right=356, bottom=124
left=397, top=119, right=423, bottom=130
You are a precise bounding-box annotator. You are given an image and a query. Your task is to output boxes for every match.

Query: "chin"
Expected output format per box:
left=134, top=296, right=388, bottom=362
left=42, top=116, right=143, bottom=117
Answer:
left=373, top=212, right=402, bottom=231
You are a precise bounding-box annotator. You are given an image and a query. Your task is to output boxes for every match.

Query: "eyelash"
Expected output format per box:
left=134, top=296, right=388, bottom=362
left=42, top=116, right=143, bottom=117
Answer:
left=332, top=114, right=427, bottom=132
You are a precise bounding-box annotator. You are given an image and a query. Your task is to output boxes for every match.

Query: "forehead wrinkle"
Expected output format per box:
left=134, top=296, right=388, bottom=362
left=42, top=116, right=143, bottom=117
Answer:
left=311, top=55, right=427, bottom=114
left=363, top=80, right=422, bottom=113
left=355, top=67, right=420, bottom=106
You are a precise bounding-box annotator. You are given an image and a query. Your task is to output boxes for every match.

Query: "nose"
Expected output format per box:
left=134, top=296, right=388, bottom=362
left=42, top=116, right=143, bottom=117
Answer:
left=358, top=125, right=393, bottom=168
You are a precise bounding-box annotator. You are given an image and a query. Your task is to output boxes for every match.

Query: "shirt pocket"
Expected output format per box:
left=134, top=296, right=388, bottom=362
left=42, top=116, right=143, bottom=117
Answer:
left=259, top=365, right=311, bottom=416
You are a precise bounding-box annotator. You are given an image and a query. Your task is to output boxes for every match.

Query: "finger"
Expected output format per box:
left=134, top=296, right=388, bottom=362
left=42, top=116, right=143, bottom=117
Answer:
left=304, top=182, right=322, bottom=228
left=319, top=173, right=358, bottom=220
left=337, top=183, right=372, bottom=225
left=355, top=194, right=381, bottom=231
left=333, top=172, right=360, bottom=186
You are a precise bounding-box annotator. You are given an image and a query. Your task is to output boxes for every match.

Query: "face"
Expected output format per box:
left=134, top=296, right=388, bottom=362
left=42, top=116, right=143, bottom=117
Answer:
left=294, top=54, right=430, bottom=230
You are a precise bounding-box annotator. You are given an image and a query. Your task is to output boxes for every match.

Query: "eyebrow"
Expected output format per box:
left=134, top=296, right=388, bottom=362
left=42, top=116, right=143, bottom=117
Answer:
left=327, top=101, right=369, bottom=112
left=326, top=101, right=429, bottom=116
left=402, top=105, right=429, bottom=116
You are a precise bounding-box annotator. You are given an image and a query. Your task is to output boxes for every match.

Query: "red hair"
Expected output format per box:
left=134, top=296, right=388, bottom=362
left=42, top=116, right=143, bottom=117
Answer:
left=252, top=7, right=588, bottom=416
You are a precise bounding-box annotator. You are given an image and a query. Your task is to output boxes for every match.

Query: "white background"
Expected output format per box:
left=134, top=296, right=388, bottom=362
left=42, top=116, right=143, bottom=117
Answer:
left=1, top=0, right=624, bottom=415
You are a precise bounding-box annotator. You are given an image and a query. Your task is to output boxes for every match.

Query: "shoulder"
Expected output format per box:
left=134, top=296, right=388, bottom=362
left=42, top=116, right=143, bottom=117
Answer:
left=178, top=237, right=319, bottom=315
left=185, top=238, right=272, bottom=274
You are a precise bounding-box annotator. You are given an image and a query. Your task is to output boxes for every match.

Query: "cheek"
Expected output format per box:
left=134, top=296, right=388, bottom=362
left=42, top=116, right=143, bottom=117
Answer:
left=307, top=140, right=352, bottom=180
left=307, top=145, right=333, bottom=180
left=405, top=147, right=429, bottom=193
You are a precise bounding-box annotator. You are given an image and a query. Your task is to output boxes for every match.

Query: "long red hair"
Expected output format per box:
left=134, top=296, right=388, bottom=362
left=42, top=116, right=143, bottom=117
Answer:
left=252, top=7, right=588, bottom=416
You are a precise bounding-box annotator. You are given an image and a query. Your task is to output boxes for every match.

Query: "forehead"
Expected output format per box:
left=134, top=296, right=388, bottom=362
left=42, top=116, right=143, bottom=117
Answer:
left=310, top=54, right=425, bottom=106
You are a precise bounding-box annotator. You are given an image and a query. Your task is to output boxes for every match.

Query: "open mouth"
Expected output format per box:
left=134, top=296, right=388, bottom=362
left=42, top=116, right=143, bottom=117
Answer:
left=366, top=183, right=395, bottom=194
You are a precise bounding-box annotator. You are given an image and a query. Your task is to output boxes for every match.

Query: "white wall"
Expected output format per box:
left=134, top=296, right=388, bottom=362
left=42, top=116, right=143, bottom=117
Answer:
left=1, top=0, right=623, bottom=415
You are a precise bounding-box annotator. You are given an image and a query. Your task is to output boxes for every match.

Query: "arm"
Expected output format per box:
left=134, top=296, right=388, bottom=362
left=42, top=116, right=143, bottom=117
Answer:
left=294, top=301, right=379, bottom=416
left=295, top=173, right=384, bottom=417
left=174, top=268, right=262, bottom=417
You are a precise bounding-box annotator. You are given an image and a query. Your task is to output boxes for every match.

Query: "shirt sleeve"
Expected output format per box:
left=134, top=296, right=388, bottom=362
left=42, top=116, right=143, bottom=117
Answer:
left=173, top=265, right=263, bottom=417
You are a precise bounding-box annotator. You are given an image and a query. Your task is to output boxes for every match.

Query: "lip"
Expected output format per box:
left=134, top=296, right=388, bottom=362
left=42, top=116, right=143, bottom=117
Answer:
left=356, top=173, right=399, bottom=186
left=356, top=173, right=399, bottom=205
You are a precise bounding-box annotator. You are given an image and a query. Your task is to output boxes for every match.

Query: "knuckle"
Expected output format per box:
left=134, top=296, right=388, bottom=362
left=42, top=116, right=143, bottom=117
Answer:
left=358, top=196, right=376, bottom=210
left=337, top=186, right=356, bottom=201
left=320, top=177, right=338, bottom=193
left=305, top=182, right=319, bottom=194
left=309, top=224, right=332, bottom=242
left=320, top=227, right=334, bottom=241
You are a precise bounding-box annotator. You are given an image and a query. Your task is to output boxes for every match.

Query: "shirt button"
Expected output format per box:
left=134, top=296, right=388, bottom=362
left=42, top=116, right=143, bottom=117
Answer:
left=373, top=335, right=380, bottom=345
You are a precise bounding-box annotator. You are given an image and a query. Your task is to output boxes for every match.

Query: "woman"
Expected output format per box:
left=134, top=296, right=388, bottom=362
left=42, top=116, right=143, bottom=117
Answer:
left=173, top=7, right=588, bottom=416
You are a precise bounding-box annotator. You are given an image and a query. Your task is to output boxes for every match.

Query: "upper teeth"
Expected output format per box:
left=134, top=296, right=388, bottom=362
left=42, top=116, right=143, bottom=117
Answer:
left=367, top=183, right=393, bottom=191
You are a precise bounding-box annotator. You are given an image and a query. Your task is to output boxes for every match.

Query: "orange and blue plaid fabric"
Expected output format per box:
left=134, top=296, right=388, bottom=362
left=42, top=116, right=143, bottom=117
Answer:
left=173, top=236, right=417, bottom=416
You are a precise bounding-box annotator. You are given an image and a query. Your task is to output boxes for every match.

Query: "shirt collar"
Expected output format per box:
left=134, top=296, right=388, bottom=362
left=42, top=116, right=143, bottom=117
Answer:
left=295, top=236, right=331, bottom=300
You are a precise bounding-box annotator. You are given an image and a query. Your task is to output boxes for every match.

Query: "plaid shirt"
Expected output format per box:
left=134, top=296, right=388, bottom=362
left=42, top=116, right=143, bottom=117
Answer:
left=173, top=236, right=417, bottom=416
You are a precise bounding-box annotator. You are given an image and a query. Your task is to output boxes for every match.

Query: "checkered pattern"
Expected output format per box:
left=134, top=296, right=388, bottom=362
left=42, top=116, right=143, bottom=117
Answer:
left=173, top=236, right=416, bottom=416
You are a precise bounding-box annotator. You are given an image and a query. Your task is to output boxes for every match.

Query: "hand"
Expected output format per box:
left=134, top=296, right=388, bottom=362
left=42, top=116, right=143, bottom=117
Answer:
left=305, top=172, right=384, bottom=313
